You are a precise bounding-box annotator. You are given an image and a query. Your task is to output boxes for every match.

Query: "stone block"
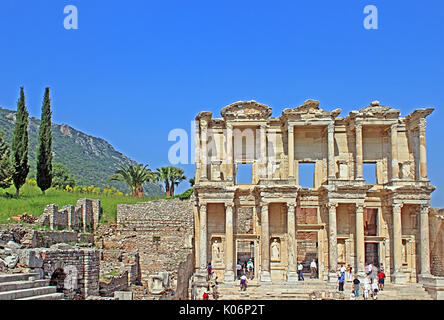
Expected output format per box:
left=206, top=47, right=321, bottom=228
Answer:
left=6, top=241, right=22, bottom=250
left=114, top=291, right=133, bottom=300
left=18, top=250, right=44, bottom=268
left=5, top=254, right=19, bottom=268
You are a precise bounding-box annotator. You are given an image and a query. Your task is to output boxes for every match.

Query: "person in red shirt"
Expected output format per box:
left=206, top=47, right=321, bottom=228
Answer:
left=203, top=291, right=209, bottom=300
left=377, top=271, right=386, bottom=291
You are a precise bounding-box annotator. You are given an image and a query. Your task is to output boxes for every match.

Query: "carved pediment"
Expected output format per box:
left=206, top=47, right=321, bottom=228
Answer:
left=350, top=101, right=400, bottom=120
left=221, top=101, right=272, bottom=120
left=281, top=99, right=342, bottom=120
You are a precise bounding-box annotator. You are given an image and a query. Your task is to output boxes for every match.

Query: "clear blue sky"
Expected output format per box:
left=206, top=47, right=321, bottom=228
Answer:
left=0, top=1, right=443, bottom=206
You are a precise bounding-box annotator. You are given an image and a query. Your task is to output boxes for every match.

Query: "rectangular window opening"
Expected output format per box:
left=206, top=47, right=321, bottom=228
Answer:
left=236, top=163, right=253, bottom=184
left=298, top=163, right=315, bottom=188
left=363, top=163, right=377, bottom=184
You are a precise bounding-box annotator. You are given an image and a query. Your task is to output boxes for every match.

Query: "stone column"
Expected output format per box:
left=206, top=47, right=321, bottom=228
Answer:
left=328, top=122, right=336, bottom=180
left=328, top=202, right=338, bottom=281
left=286, top=203, right=298, bottom=282
left=224, top=203, right=235, bottom=281
left=200, top=121, right=208, bottom=181
left=391, top=123, right=399, bottom=180
left=392, top=203, right=407, bottom=283
left=355, top=203, right=365, bottom=276
left=260, top=124, right=267, bottom=179
left=355, top=122, right=363, bottom=180
left=260, top=203, right=271, bottom=282
left=226, top=123, right=234, bottom=181
left=199, top=203, right=208, bottom=272
left=288, top=124, right=295, bottom=179
left=419, top=120, right=428, bottom=180
left=419, top=204, right=431, bottom=276
left=194, top=120, right=201, bottom=180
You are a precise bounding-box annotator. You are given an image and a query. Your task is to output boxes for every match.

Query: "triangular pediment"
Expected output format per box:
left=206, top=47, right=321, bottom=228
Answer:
left=221, top=100, right=272, bottom=120
left=351, top=101, right=400, bottom=119
left=281, top=99, right=341, bottom=120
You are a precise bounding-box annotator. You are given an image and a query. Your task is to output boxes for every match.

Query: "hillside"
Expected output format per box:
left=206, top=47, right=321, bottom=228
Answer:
left=0, top=106, right=163, bottom=196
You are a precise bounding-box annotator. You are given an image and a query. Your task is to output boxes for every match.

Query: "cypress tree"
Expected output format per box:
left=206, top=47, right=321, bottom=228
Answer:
left=11, top=87, right=30, bottom=198
left=36, top=87, right=53, bottom=194
left=0, top=131, right=13, bottom=189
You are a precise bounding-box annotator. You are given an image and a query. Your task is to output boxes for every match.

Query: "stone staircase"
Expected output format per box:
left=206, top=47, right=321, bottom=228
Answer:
left=214, top=278, right=433, bottom=300
left=0, top=273, right=64, bottom=300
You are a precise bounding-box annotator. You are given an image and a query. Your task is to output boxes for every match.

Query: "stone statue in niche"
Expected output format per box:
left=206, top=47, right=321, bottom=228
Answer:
left=271, top=238, right=280, bottom=261
left=212, top=239, right=222, bottom=263
left=337, top=241, right=346, bottom=263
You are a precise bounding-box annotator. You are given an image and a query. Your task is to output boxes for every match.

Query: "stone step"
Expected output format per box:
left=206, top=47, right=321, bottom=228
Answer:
left=17, top=293, right=65, bottom=300
left=0, top=279, right=50, bottom=293
left=0, top=273, right=41, bottom=284
left=0, top=286, right=57, bottom=300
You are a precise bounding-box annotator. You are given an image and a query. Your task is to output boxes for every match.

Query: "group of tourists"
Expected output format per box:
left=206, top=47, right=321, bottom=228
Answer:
left=237, top=258, right=254, bottom=291
left=337, top=263, right=386, bottom=300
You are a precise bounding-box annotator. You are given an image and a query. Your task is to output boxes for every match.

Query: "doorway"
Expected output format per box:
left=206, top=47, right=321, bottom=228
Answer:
left=365, top=243, right=379, bottom=266
left=236, top=240, right=256, bottom=279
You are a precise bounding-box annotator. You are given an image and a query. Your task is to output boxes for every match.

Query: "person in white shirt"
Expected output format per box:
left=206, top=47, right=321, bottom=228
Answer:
left=240, top=274, right=247, bottom=291
left=310, top=259, right=317, bottom=279
left=297, top=262, right=304, bottom=281
left=247, top=259, right=254, bottom=280
left=340, top=264, right=346, bottom=274
left=236, top=261, right=242, bottom=280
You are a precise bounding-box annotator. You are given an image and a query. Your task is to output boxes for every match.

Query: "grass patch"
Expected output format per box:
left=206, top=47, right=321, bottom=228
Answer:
left=0, top=182, right=165, bottom=224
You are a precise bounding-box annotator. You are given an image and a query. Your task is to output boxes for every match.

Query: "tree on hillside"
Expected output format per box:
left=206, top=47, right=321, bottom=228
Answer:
left=36, top=88, right=53, bottom=195
left=11, top=87, right=30, bottom=198
left=109, top=164, right=155, bottom=198
left=189, top=177, right=195, bottom=187
left=0, top=131, right=13, bottom=189
left=169, top=167, right=186, bottom=196
left=51, top=162, right=75, bottom=189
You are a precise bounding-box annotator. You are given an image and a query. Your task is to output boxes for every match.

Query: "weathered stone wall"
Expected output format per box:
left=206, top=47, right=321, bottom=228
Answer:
left=430, top=208, right=444, bottom=276
left=0, top=224, right=94, bottom=248
left=99, top=271, right=129, bottom=297
left=111, top=199, right=194, bottom=299
left=37, top=198, right=101, bottom=232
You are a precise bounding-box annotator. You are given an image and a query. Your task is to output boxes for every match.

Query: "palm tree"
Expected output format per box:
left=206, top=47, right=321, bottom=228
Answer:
left=109, top=164, right=154, bottom=198
left=169, top=167, right=186, bottom=196
left=156, top=166, right=173, bottom=197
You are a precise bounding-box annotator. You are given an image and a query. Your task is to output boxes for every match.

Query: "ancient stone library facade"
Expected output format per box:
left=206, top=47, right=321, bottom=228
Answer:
left=193, top=99, right=436, bottom=284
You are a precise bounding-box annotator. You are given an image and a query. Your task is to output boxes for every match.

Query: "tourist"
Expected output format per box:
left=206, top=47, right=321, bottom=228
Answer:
left=371, top=279, right=379, bottom=299
left=310, top=259, right=317, bottom=279
left=363, top=277, right=371, bottom=300
left=338, top=272, right=345, bottom=292
left=247, top=259, right=254, bottom=280
left=297, top=262, right=304, bottom=281
left=353, top=277, right=361, bottom=298
left=207, top=262, right=213, bottom=280
left=236, top=260, right=242, bottom=280
left=203, top=291, right=209, bottom=300
left=366, top=263, right=372, bottom=275
left=240, top=273, right=248, bottom=291
left=346, top=264, right=352, bottom=282
left=211, top=284, right=219, bottom=300
left=340, top=264, right=346, bottom=274
left=377, top=270, right=386, bottom=291
left=369, top=264, right=378, bottom=284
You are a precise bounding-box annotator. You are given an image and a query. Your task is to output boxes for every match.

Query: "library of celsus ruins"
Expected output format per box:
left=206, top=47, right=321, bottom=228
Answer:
left=193, top=99, right=436, bottom=284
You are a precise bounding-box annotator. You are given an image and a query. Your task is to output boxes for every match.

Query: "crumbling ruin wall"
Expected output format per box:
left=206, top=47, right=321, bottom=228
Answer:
left=37, top=198, right=101, bottom=232
left=430, top=208, right=444, bottom=276
left=114, top=199, right=194, bottom=298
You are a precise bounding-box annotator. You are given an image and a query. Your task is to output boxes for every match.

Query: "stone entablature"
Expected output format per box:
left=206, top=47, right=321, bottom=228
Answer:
left=193, top=99, right=437, bottom=285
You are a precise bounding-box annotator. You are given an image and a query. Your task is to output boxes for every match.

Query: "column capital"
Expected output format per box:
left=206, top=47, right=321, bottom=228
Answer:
left=199, top=203, right=207, bottom=210
left=355, top=121, right=363, bottom=130
left=288, top=124, right=294, bottom=132
left=356, top=203, right=365, bottom=211
left=286, top=202, right=297, bottom=208
left=393, top=202, right=404, bottom=211
left=327, top=122, right=335, bottom=133
left=419, top=204, right=430, bottom=214
left=224, top=202, right=235, bottom=209
left=226, top=123, right=233, bottom=130
left=326, top=202, right=338, bottom=209
left=200, top=119, right=208, bottom=128
left=260, top=124, right=267, bottom=130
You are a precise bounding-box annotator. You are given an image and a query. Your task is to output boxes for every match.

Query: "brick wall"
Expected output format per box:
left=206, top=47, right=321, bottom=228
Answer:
left=113, top=199, right=194, bottom=298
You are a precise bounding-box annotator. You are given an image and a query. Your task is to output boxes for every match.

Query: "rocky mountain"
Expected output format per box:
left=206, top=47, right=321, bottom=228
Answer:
left=0, top=106, right=163, bottom=196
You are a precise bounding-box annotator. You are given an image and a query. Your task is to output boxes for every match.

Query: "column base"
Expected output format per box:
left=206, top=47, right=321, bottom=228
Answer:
left=224, top=270, right=235, bottom=282
left=260, top=271, right=271, bottom=282
left=417, top=273, right=433, bottom=284
left=286, top=271, right=298, bottom=283
left=328, top=272, right=338, bottom=283
left=391, top=272, right=409, bottom=284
